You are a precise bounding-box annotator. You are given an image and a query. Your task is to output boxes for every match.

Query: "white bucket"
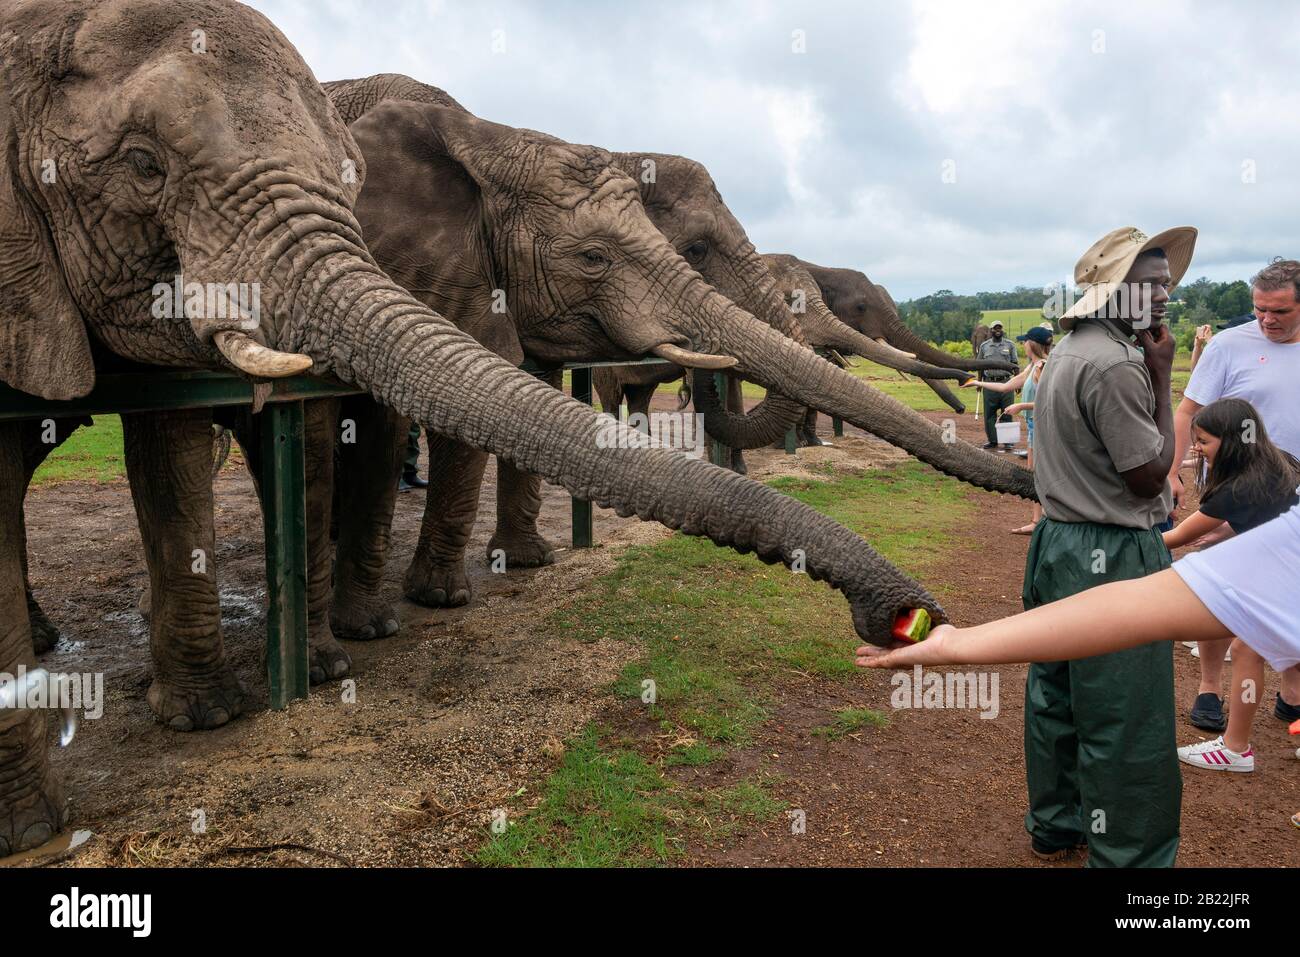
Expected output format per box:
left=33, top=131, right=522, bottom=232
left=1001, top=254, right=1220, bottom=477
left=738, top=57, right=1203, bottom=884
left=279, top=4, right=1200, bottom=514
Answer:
left=996, top=418, right=1021, bottom=446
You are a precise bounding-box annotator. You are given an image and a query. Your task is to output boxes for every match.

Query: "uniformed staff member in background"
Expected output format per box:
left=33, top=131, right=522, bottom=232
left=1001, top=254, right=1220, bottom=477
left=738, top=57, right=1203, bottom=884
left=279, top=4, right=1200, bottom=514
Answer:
left=977, top=320, right=1020, bottom=449
left=1020, top=224, right=1197, bottom=867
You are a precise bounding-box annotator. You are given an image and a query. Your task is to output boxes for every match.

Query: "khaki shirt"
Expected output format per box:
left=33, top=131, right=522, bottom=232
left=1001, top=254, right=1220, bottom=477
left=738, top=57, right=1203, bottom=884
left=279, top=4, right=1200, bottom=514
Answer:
left=976, top=337, right=1019, bottom=379
left=1033, top=318, right=1173, bottom=528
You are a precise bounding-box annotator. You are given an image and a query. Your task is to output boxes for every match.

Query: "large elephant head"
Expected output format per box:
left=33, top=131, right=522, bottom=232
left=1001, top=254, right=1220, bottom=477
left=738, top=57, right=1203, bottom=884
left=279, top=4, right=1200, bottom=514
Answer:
left=322, top=77, right=1030, bottom=500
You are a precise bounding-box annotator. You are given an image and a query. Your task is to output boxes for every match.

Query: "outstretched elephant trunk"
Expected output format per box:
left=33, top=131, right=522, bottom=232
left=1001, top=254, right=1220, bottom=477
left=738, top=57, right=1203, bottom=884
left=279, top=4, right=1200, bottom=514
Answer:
left=671, top=277, right=1036, bottom=500
left=185, top=214, right=944, bottom=643
left=871, top=285, right=1013, bottom=375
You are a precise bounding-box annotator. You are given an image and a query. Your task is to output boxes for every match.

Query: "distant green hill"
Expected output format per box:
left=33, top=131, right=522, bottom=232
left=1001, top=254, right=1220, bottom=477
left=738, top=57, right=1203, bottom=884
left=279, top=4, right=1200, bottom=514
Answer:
left=980, top=308, right=1051, bottom=336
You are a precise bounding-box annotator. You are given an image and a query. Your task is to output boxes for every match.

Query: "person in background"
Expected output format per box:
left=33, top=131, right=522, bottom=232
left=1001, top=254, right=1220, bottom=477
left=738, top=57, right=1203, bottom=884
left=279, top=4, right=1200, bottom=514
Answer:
left=1016, top=224, right=1196, bottom=867
left=976, top=320, right=1019, bottom=450
left=1167, top=259, right=1300, bottom=733
left=964, top=325, right=1053, bottom=533
left=1189, top=323, right=1213, bottom=373
left=855, top=507, right=1300, bottom=832
left=399, top=423, right=429, bottom=492
left=1161, top=398, right=1300, bottom=770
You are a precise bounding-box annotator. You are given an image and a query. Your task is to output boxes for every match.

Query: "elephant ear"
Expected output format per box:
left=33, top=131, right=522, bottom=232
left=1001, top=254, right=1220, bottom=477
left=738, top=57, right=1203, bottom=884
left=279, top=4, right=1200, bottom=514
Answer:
left=0, top=89, right=94, bottom=400
left=347, top=100, right=525, bottom=366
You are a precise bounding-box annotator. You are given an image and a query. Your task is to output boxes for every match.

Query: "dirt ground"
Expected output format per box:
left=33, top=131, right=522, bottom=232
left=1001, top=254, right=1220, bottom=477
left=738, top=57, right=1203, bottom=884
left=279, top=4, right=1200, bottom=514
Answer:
left=14, top=400, right=1300, bottom=868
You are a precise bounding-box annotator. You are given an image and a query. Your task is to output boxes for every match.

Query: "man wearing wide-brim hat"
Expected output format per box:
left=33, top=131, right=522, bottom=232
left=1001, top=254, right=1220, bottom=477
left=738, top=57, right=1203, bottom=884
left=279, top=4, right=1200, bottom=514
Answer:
left=1024, top=225, right=1196, bottom=867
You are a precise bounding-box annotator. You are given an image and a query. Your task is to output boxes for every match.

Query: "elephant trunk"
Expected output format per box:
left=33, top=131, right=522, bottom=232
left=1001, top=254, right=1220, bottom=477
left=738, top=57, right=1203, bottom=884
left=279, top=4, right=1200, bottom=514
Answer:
left=687, top=254, right=807, bottom=448
left=683, top=292, right=1037, bottom=500
left=879, top=300, right=1016, bottom=374
left=796, top=303, right=973, bottom=382
left=201, top=226, right=945, bottom=643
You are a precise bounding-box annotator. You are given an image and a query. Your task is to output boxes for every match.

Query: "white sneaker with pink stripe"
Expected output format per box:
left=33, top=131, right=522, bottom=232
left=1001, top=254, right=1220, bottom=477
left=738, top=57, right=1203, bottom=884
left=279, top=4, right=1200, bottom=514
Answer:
left=1177, top=736, right=1254, bottom=772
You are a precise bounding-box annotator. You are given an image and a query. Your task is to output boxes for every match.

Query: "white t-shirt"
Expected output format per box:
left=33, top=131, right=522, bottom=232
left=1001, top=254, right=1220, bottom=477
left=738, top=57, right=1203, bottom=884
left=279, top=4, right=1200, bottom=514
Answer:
left=1184, top=320, right=1300, bottom=457
left=1173, top=506, right=1300, bottom=672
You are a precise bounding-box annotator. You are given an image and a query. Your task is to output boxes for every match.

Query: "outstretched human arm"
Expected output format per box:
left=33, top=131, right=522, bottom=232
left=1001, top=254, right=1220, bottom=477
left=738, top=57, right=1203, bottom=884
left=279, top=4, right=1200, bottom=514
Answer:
left=962, top=364, right=1032, bottom=394
left=855, top=567, right=1228, bottom=669
left=1162, top=509, right=1225, bottom=550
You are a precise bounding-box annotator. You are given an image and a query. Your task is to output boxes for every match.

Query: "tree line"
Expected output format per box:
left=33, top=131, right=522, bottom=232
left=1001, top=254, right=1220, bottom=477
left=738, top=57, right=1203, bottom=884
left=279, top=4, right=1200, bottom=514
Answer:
left=897, top=277, right=1255, bottom=350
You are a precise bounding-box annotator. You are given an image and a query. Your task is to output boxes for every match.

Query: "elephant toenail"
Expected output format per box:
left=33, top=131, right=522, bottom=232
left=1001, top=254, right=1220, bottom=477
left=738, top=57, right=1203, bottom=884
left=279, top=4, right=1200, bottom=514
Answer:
left=168, top=715, right=194, bottom=731
left=20, top=823, right=53, bottom=849
left=383, top=619, right=398, bottom=636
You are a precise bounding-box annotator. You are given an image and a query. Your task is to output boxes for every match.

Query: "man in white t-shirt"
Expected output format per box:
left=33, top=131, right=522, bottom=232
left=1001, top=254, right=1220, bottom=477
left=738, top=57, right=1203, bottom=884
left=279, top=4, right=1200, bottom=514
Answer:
left=1169, top=258, right=1300, bottom=730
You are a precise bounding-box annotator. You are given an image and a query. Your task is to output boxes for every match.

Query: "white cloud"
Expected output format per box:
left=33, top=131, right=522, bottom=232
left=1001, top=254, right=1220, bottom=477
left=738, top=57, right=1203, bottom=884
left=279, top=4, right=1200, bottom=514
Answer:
left=247, top=0, right=1300, bottom=299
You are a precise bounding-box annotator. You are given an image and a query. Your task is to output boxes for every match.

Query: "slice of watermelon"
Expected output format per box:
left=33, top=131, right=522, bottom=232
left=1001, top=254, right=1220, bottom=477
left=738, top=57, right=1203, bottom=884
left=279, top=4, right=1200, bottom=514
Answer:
left=892, top=608, right=932, bottom=644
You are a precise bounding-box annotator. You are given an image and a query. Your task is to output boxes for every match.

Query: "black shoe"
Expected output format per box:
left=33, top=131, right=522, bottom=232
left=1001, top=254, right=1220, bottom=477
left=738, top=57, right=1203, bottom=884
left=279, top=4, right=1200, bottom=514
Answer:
left=398, top=472, right=429, bottom=492
left=1190, top=692, right=1227, bottom=732
left=1030, top=835, right=1085, bottom=861
left=982, top=442, right=998, bottom=450
left=1274, top=692, right=1300, bottom=722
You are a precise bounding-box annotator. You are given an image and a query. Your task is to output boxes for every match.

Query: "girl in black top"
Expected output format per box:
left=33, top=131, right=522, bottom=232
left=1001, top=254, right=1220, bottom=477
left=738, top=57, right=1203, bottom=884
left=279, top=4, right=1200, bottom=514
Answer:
left=1164, top=397, right=1300, bottom=548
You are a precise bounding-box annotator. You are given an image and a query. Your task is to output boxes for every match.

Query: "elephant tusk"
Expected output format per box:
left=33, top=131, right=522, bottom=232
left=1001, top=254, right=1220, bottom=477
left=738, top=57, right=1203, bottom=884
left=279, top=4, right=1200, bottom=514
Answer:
left=214, top=331, right=314, bottom=379
left=652, top=343, right=739, bottom=370
left=874, top=337, right=916, bottom=360
left=829, top=349, right=855, bottom=369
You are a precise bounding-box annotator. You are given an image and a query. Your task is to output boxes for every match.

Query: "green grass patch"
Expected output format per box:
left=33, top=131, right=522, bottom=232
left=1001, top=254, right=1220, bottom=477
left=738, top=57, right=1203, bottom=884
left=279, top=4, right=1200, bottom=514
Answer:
left=29, top=416, right=125, bottom=487
left=480, top=461, right=972, bottom=866
left=474, top=726, right=784, bottom=867
left=812, top=706, right=890, bottom=740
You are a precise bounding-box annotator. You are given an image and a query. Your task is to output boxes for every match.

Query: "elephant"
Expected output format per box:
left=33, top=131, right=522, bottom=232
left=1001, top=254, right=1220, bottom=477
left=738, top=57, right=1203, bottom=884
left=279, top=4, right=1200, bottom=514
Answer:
left=0, top=0, right=1010, bottom=855
left=319, top=75, right=1030, bottom=616
left=789, top=260, right=1018, bottom=415
left=971, top=323, right=992, bottom=355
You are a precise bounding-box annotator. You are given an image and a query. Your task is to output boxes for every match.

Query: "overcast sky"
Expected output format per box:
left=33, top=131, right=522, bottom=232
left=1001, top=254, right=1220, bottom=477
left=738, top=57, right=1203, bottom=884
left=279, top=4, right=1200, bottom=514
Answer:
left=249, top=0, right=1299, bottom=300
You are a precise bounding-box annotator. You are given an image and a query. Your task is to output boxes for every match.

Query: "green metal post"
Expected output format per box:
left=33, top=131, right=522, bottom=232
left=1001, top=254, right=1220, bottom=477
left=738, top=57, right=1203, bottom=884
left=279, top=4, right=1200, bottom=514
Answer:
left=833, top=416, right=844, bottom=437
left=710, top=371, right=730, bottom=468
left=571, top=366, right=594, bottom=549
left=260, top=400, right=310, bottom=709
left=784, top=426, right=798, bottom=454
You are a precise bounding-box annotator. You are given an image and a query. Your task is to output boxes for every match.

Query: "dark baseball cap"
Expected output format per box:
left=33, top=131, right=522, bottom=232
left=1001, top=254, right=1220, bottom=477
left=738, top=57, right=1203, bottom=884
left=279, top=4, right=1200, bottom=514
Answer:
left=1016, top=326, right=1055, bottom=346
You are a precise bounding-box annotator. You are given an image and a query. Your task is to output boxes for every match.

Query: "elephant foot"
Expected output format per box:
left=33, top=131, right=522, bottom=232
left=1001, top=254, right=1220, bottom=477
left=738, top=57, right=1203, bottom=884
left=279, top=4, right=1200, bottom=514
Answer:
left=404, top=556, right=473, bottom=608
left=487, top=530, right=556, bottom=569
left=729, top=450, right=748, bottom=476
left=329, top=596, right=400, bottom=642
left=26, top=593, right=61, bottom=655
left=146, top=668, right=248, bottom=732
left=0, top=766, right=68, bottom=859
left=309, top=630, right=353, bottom=685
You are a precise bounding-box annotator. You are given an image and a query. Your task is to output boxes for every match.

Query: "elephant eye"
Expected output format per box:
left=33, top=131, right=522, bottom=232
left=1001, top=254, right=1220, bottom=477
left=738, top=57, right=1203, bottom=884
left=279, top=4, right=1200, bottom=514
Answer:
left=579, top=248, right=610, bottom=271
left=856, top=302, right=867, bottom=313
left=124, top=148, right=164, bottom=180
left=683, top=241, right=708, bottom=266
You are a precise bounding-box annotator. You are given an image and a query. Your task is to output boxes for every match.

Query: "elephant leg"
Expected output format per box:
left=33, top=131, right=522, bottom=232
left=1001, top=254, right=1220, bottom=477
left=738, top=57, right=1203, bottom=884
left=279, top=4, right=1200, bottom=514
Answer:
left=799, top=407, right=827, bottom=447
left=0, top=423, right=68, bottom=855
left=488, top=368, right=558, bottom=569
left=490, top=458, right=557, bottom=569
left=330, top=397, right=404, bottom=641
left=404, top=437, right=489, bottom=607
left=18, top=418, right=84, bottom=654
left=924, top=378, right=966, bottom=415
left=122, top=410, right=247, bottom=731
left=234, top=399, right=353, bottom=682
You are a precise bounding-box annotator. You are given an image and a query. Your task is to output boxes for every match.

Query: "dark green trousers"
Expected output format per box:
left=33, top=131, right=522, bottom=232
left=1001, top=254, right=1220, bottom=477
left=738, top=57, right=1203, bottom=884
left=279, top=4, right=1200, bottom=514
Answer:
left=403, top=423, right=421, bottom=477
left=1022, top=519, right=1181, bottom=868
left=983, top=389, right=1015, bottom=445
